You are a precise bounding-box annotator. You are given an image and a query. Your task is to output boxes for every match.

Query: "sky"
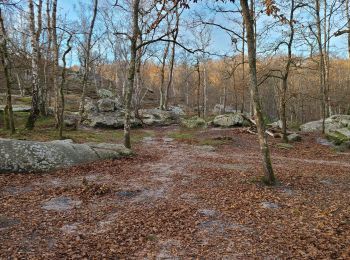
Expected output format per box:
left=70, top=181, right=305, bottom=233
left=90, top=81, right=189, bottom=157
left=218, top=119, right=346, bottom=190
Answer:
left=58, top=0, right=349, bottom=65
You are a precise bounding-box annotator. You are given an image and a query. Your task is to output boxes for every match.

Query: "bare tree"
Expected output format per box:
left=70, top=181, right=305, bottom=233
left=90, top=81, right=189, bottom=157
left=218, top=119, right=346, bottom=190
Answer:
left=0, top=6, right=15, bottom=133
left=26, top=0, right=43, bottom=129
left=58, top=34, right=73, bottom=139
left=240, top=0, right=276, bottom=185
left=78, top=0, right=98, bottom=121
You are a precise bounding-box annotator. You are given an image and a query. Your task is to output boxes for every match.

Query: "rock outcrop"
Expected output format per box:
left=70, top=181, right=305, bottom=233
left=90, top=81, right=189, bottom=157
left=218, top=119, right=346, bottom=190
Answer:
left=82, top=98, right=141, bottom=129
left=180, top=116, right=206, bottom=128
left=97, top=89, right=114, bottom=99
left=213, top=113, right=249, bottom=127
left=300, top=115, right=350, bottom=132
left=212, top=104, right=239, bottom=115
left=0, top=138, right=131, bottom=173
left=139, top=106, right=184, bottom=126
left=300, top=115, right=350, bottom=144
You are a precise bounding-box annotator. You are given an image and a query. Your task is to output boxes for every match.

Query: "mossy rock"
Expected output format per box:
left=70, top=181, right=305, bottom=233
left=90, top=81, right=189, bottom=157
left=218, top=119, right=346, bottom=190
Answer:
left=326, top=130, right=350, bottom=145
left=180, top=116, right=206, bottom=128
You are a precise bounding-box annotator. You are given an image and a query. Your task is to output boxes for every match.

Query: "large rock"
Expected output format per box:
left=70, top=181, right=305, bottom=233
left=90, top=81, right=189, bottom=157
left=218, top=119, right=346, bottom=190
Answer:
left=97, top=89, right=113, bottom=99
left=213, top=113, right=248, bottom=127
left=287, top=133, right=302, bottom=142
left=269, top=120, right=283, bottom=129
left=82, top=98, right=139, bottom=129
left=0, top=105, right=31, bottom=112
left=300, top=115, right=350, bottom=132
left=139, top=107, right=183, bottom=126
left=212, top=104, right=238, bottom=115
left=97, top=98, right=117, bottom=112
left=0, top=138, right=132, bottom=173
left=327, top=128, right=350, bottom=145
left=180, top=116, right=206, bottom=128
left=83, top=110, right=141, bottom=129
left=301, top=115, right=350, bottom=145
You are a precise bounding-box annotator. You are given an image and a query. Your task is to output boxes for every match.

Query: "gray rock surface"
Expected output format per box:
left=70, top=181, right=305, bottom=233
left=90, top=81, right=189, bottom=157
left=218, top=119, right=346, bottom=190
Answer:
left=212, top=104, right=239, bottom=115
left=300, top=115, right=350, bottom=145
left=287, top=133, right=302, bottom=142
left=180, top=116, right=206, bottom=128
left=139, top=107, right=183, bottom=126
left=213, top=113, right=248, bottom=127
left=0, top=105, right=32, bottom=112
left=41, top=196, right=82, bottom=211
left=0, top=138, right=132, bottom=173
left=84, top=110, right=141, bottom=128
left=97, top=98, right=118, bottom=112
left=300, top=115, right=350, bottom=132
left=97, top=89, right=113, bottom=98
left=82, top=97, right=140, bottom=128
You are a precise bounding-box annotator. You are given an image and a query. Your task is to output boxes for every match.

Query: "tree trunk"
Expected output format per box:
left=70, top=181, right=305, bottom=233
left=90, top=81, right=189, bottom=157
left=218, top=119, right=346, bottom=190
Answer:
left=79, top=0, right=98, bottom=120
left=241, top=24, right=245, bottom=113
left=52, top=0, right=59, bottom=128
left=203, top=63, right=208, bottom=117
left=160, top=41, right=170, bottom=110
left=240, top=0, right=276, bottom=185
left=0, top=8, right=15, bottom=134
left=315, top=0, right=327, bottom=134
left=59, top=35, right=73, bottom=139
left=124, top=0, right=140, bottom=149
left=165, top=8, right=180, bottom=110
left=26, top=0, right=41, bottom=130
left=196, top=61, right=201, bottom=117
left=347, top=0, right=350, bottom=58
left=280, top=78, right=288, bottom=143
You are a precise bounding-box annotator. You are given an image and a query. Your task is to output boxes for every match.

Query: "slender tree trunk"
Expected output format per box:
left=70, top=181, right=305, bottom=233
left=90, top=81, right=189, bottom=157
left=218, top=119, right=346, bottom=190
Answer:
left=43, top=0, right=52, bottom=114
left=26, top=0, right=41, bottom=129
left=0, top=8, right=15, bottom=134
left=124, top=0, right=140, bottom=149
left=280, top=78, right=288, bottom=143
left=59, top=35, right=73, bottom=139
left=347, top=0, right=350, bottom=58
left=165, top=40, right=176, bottom=110
left=203, top=63, right=208, bottom=117
left=241, top=24, right=245, bottom=113
left=165, top=8, right=180, bottom=110
left=52, top=0, right=60, bottom=128
left=160, top=41, right=170, bottom=110
left=280, top=0, right=296, bottom=143
left=79, top=0, right=98, bottom=120
left=223, top=84, right=227, bottom=114
left=241, top=0, right=275, bottom=185
left=315, top=0, right=326, bottom=134
left=196, top=61, right=201, bottom=117
left=16, top=73, right=25, bottom=97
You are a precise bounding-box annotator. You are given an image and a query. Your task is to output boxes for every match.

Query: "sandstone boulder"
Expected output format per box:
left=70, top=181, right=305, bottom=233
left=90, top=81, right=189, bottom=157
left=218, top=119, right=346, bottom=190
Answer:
left=97, top=89, right=113, bottom=99
left=213, top=113, right=248, bottom=127
left=180, top=116, right=206, bottom=128
left=0, top=138, right=132, bottom=173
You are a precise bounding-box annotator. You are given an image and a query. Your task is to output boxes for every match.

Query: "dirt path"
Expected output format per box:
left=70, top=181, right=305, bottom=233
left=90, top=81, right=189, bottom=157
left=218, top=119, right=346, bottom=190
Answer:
left=1, top=130, right=350, bottom=259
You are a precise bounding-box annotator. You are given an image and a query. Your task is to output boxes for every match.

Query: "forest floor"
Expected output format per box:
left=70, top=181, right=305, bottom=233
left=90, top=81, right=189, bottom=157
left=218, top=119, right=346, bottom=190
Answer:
left=1, top=125, right=350, bottom=259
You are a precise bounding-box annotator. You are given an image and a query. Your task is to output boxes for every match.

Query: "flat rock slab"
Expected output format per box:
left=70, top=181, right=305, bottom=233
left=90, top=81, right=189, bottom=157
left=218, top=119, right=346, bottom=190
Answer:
left=0, top=215, right=20, bottom=229
left=0, top=138, right=131, bottom=173
left=198, top=209, right=218, bottom=218
left=41, top=196, right=82, bottom=211
left=261, top=202, right=279, bottom=209
left=0, top=105, right=31, bottom=112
